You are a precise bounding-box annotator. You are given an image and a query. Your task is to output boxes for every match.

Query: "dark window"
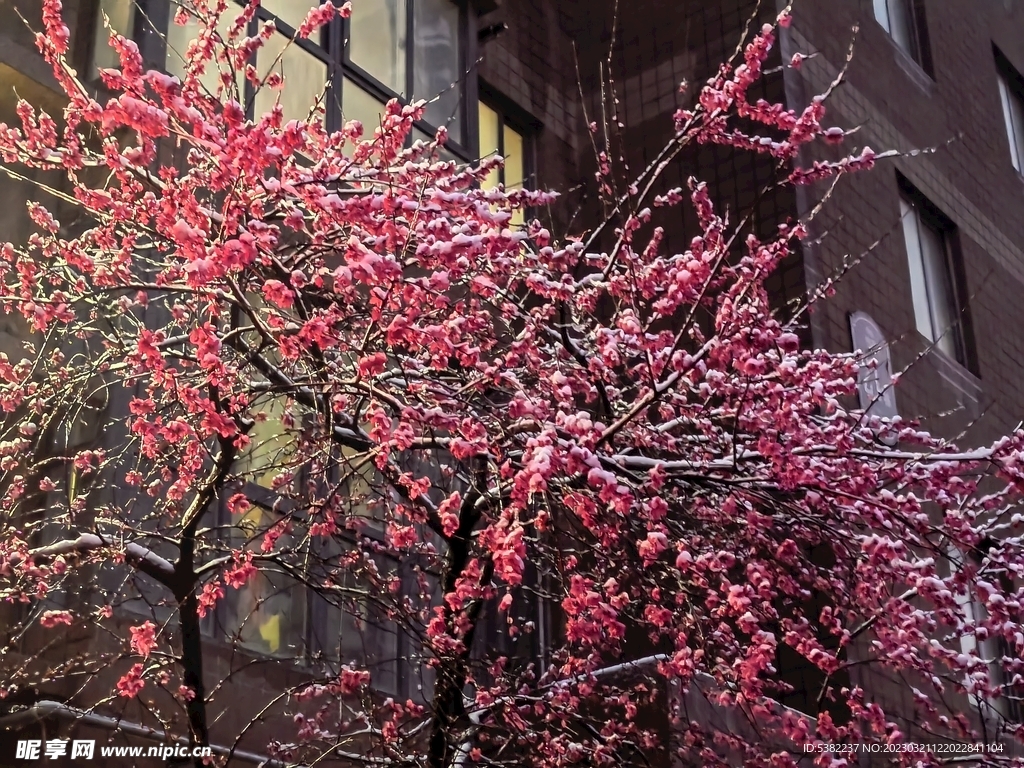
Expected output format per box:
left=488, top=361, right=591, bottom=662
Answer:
left=90, top=0, right=471, bottom=157
left=898, top=187, right=974, bottom=369
left=872, top=0, right=931, bottom=72
left=995, top=49, right=1024, bottom=173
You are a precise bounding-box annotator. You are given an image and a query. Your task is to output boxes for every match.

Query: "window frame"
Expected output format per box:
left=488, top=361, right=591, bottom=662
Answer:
left=948, top=545, right=1024, bottom=725
left=897, top=184, right=974, bottom=372
left=343, top=0, right=473, bottom=155
left=90, top=0, right=477, bottom=160
left=871, top=0, right=932, bottom=74
left=477, top=87, right=538, bottom=224
left=995, top=48, right=1024, bottom=175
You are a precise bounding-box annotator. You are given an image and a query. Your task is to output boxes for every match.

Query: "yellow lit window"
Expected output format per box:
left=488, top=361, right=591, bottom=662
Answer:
left=234, top=295, right=299, bottom=490
left=230, top=505, right=305, bottom=655
left=477, top=101, right=529, bottom=226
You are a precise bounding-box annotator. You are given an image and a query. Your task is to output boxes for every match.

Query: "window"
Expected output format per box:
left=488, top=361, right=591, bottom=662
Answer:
left=91, top=0, right=136, bottom=72
left=872, top=0, right=929, bottom=68
left=235, top=392, right=297, bottom=490
left=996, top=52, right=1024, bottom=173
left=478, top=101, right=529, bottom=225
left=899, top=193, right=969, bottom=365
left=949, top=547, right=1023, bottom=724
left=216, top=299, right=305, bottom=654
left=316, top=548, right=402, bottom=695
left=163, top=1, right=325, bottom=121
left=91, top=0, right=469, bottom=154
left=223, top=503, right=307, bottom=656
left=235, top=295, right=300, bottom=490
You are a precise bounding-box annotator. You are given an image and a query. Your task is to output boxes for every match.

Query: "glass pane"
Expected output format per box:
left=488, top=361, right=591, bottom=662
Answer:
left=919, top=217, right=957, bottom=359
left=166, top=9, right=244, bottom=99
left=503, top=124, right=525, bottom=189
left=237, top=393, right=297, bottom=489
left=478, top=102, right=501, bottom=190
left=503, top=124, right=525, bottom=225
left=342, top=79, right=387, bottom=154
left=254, top=32, right=329, bottom=123
left=350, top=0, right=407, bottom=95
left=887, top=0, right=915, bottom=57
left=318, top=550, right=401, bottom=695
left=260, top=0, right=319, bottom=32
left=872, top=0, right=890, bottom=32
left=1002, top=76, right=1024, bottom=173
left=92, top=0, right=136, bottom=73
left=1013, top=92, right=1024, bottom=173
left=413, top=0, right=462, bottom=143
left=900, top=198, right=934, bottom=342
left=236, top=293, right=299, bottom=489
left=341, top=445, right=385, bottom=527
left=412, top=127, right=458, bottom=163
left=998, top=77, right=1021, bottom=170
left=229, top=506, right=306, bottom=656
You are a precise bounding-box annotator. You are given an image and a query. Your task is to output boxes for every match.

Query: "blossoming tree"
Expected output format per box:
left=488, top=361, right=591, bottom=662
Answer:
left=1, top=1, right=1023, bottom=767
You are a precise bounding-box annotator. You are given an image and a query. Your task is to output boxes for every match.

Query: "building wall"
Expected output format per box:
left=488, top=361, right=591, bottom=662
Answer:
left=543, top=0, right=1024, bottom=750
left=784, top=0, right=1024, bottom=444
left=782, top=0, right=1024, bottom=743
left=0, top=0, right=95, bottom=361
left=478, top=0, right=584, bottom=231
left=3, top=0, right=1024, bottom=761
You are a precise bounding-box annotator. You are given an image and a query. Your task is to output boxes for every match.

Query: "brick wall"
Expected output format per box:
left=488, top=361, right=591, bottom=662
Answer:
left=524, top=0, right=1024, bottom=753
left=785, top=0, right=1024, bottom=443
left=478, top=0, right=584, bottom=231
left=782, top=0, right=1024, bottom=746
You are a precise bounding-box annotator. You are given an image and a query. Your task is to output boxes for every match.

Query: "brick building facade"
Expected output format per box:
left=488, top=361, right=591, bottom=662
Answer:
left=1, top=0, right=1024, bottom=764
left=549, top=0, right=1024, bottom=752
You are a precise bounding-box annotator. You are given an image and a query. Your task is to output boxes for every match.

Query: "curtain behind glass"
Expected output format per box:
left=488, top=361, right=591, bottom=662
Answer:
left=413, top=0, right=462, bottom=143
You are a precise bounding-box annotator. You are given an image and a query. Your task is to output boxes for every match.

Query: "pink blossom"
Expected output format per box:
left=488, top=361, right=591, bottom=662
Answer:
left=224, top=554, right=258, bottom=589
left=129, top=621, right=157, bottom=658
left=116, top=664, right=145, bottom=698
left=39, top=610, right=73, bottom=628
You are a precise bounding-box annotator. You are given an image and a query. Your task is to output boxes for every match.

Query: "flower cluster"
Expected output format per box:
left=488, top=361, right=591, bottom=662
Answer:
left=0, top=2, right=1021, bottom=767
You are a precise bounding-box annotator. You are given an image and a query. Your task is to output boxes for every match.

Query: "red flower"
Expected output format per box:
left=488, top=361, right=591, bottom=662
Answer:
left=129, top=621, right=157, bottom=658
left=197, top=582, right=224, bottom=618
left=116, top=664, right=145, bottom=698
left=224, top=554, right=258, bottom=589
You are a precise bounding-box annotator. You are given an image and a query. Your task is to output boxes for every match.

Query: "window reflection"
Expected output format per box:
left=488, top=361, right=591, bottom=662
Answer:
left=236, top=295, right=299, bottom=489
left=254, top=32, right=329, bottom=122
left=413, top=0, right=462, bottom=143
left=341, top=79, right=387, bottom=154
left=227, top=505, right=306, bottom=655
left=316, top=546, right=400, bottom=695
left=350, top=0, right=407, bottom=95
left=260, top=0, right=319, bottom=31
left=236, top=392, right=297, bottom=489
left=95, top=0, right=469, bottom=151
left=165, top=9, right=245, bottom=100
